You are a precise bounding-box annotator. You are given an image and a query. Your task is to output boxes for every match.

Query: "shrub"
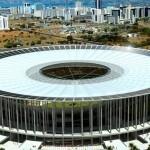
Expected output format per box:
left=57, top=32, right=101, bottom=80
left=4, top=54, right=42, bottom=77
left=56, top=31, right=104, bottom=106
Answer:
left=20, top=24, right=26, bottom=28
left=4, top=41, right=16, bottom=48
left=87, top=30, right=93, bottom=34
left=140, top=27, right=150, bottom=36
left=31, top=41, right=35, bottom=46
left=94, top=34, right=127, bottom=44
left=67, top=35, right=73, bottom=43
left=40, top=36, right=47, bottom=41
left=58, top=40, right=68, bottom=44
left=36, top=40, right=41, bottom=44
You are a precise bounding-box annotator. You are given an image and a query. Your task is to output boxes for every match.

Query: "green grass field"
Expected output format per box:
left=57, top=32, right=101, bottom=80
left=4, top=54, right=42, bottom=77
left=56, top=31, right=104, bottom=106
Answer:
left=26, top=100, right=102, bottom=109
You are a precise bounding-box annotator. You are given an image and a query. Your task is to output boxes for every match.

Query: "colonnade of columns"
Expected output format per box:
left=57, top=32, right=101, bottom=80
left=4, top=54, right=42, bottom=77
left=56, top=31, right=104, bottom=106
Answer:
left=0, top=95, right=149, bottom=145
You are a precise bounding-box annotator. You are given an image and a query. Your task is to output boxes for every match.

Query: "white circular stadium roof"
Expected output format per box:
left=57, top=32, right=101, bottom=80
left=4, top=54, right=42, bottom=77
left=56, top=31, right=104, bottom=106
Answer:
left=0, top=45, right=150, bottom=100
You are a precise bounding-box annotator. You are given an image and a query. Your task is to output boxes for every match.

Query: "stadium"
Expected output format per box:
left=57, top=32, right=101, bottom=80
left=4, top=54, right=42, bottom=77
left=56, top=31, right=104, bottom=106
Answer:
left=0, top=44, right=150, bottom=146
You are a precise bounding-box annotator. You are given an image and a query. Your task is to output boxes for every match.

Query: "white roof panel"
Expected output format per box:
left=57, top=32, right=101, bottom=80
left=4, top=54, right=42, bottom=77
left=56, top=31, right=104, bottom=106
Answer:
left=0, top=47, right=150, bottom=99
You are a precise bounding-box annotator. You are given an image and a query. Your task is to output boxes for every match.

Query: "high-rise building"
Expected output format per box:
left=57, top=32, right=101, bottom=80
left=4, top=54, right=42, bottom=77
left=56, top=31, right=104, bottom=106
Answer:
left=145, top=7, right=150, bottom=17
left=75, top=0, right=82, bottom=9
left=112, top=9, right=120, bottom=24
left=75, top=0, right=83, bottom=16
left=23, top=3, right=32, bottom=15
left=33, top=3, right=45, bottom=19
left=93, top=0, right=103, bottom=23
left=0, top=16, right=9, bottom=30
left=95, top=0, right=102, bottom=9
left=34, top=3, right=45, bottom=11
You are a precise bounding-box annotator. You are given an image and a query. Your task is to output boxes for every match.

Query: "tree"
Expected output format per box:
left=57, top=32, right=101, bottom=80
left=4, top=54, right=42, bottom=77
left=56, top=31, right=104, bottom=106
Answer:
left=87, top=30, right=93, bottom=34
left=36, top=40, right=42, bottom=44
left=147, top=145, right=150, bottom=150
left=104, top=27, right=108, bottom=33
left=67, top=35, right=73, bottom=44
left=140, top=27, right=150, bottom=36
left=4, top=40, right=18, bottom=48
left=129, top=143, right=139, bottom=150
left=31, top=41, right=35, bottom=46
left=143, top=17, right=149, bottom=22
left=107, top=146, right=114, bottom=150
left=19, top=24, right=26, bottom=29
left=9, top=27, right=13, bottom=31
left=40, top=36, right=47, bottom=41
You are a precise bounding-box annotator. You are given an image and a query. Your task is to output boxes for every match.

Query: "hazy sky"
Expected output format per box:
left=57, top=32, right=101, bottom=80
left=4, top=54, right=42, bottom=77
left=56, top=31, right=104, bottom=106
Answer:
left=0, top=0, right=149, bottom=7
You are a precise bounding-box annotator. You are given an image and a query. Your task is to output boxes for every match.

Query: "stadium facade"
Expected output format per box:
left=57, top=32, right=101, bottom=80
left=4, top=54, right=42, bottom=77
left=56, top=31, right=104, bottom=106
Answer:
left=0, top=45, right=150, bottom=145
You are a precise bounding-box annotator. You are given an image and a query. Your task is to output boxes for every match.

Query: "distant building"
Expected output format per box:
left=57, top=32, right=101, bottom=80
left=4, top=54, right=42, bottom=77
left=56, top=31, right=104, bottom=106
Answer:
left=75, top=0, right=82, bottom=9
left=112, top=9, right=120, bottom=24
left=95, top=0, right=102, bottom=9
left=45, top=7, right=66, bottom=20
left=95, top=5, right=150, bottom=24
left=34, top=3, right=45, bottom=11
left=0, top=16, right=9, bottom=30
left=75, top=0, right=82, bottom=16
left=91, top=8, right=103, bottom=23
left=33, top=3, right=45, bottom=19
left=145, top=7, right=150, bottom=17
left=23, top=3, right=32, bottom=15
left=9, top=2, right=150, bottom=25
left=0, top=8, right=11, bottom=15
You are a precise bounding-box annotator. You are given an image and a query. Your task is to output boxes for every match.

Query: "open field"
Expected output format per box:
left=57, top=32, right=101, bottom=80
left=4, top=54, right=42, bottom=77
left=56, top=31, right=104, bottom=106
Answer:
left=0, top=30, right=65, bottom=48
left=0, top=18, right=149, bottom=50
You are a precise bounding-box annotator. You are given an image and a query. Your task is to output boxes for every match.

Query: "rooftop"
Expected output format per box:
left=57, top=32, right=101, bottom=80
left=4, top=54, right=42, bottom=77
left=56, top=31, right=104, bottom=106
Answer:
left=0, top=45, right=149, bottom=100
